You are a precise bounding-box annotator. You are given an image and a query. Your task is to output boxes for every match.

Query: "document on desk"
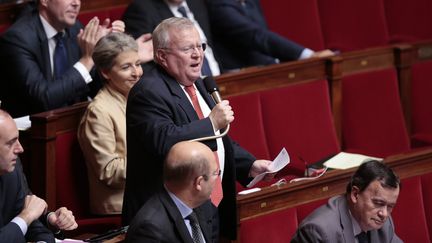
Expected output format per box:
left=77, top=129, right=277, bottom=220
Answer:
left=323, top=152, right=382, bottom=170
left=246, top=148, right=290, bottom=188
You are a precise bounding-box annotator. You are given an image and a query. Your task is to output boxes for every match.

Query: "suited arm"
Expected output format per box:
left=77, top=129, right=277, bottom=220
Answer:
left=78, top=105, right=126, bottom=188
left=208, top=0, right=305, bottom=61
left=291, top=224, right=328, bottom=243
left=0, top=33, right=89, bottom=112
left=229, top=139, right=256, bottom=186
left=127, top=85, right=217, bottom=158
left=126, top=220, right=163, bottom=243
left=123, top=1, right=156, bottom=39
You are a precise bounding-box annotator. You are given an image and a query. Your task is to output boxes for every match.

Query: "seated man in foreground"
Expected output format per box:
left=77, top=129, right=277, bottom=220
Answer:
left=126, top=141, right=218, bottom=242
left=0, top=109, right=77, bottom=242
left=291, top=160, right=402, bottom=243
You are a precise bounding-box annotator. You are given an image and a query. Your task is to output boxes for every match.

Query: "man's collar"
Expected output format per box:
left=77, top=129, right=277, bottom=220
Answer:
left=39, top=14, right=60, bottom=39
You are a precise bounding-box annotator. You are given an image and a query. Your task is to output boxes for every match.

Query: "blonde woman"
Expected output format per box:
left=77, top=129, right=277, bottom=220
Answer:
left=78, top=32, right=143, bottom=215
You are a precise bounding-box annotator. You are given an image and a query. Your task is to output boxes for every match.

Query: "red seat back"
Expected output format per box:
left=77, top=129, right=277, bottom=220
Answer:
left=55, top=132, right=89, bottom=217
left=229, top=92, right=271, bottom=160
left=392, top=176, right=430, bottom=242
left=240, top=207, right=298, bottom=243
left=260, top=80, right=340, bottom=176
left=341, top=68, right=411, bottom=157
left=421, top=172, right=432, bottom=239
left=260, top=0, right=325, bottom=51
left=383, top=0, right=432, bottom=43
left=411, top=61, right=432, bottom=147
left=317, top=0, right=389, bottom=51
left=296, top=198, right=328, bottom=224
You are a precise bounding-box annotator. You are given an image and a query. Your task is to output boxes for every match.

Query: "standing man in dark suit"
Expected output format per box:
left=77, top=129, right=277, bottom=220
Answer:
left=0, top=109, right=78, bottom=242
left=123, top=17, right=273, bottom=240
left=207, top=0, right=334, bottom=71
left=123, top=0, right=221, bottom=76
left=126, top=141, right=218, bottom=243
left=0, top=0, right=125, bottom=118
left=291, top=160, right=403, bottom=243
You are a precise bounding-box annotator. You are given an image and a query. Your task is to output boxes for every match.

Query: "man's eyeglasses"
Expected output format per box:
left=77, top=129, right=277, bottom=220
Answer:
left=161, top=43, right=207, bottom=55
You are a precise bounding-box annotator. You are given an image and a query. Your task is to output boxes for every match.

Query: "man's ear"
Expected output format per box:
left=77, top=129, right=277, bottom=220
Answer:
left=350, top=186, right=360, bottom=203
left=194, top=176, right=204, bottom=192
left=155, top=49, right=168, bottom=67
left=39, top=0, right=48, bottom=7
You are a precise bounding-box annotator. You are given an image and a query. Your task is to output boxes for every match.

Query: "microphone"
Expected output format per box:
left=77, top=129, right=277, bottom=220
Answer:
left=203, top=76, right=222, bottom=104
left=189, top=77, right=230, bottom=142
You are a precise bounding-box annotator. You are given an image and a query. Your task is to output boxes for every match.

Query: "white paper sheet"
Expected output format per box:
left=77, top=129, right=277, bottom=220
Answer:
left=246, top=148, right=290, bottom=188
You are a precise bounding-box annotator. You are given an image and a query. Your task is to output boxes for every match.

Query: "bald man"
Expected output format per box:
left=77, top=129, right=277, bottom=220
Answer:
left=126, top=141, right=218, bottom=243
left=0, top=109, right=77, bottom=242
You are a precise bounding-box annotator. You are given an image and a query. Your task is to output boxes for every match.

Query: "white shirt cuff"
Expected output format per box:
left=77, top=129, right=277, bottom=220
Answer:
left=74, top=62, right=93, bottom=84
left=299, top=48, right=314, bottom=60
left=11, top=216, right=28, bottom=235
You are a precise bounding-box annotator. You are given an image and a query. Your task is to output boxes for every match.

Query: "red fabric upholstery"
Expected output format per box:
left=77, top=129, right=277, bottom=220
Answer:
left=240, top=207, right=298, bottom=243
left=229, top=92, right=277, bottom=191
left=260, top=0, right=325, bottom=51
left=411, top=61, right=432, bottom=147
left=0, top=23, right=10, bottom=33
left=341, top=68, right=411, bottom=157
left=317, top=0, right=389, bottom=51
left=55, top=132, right=121, bottom=235
left=421, top=172, right=432, bottom=239
left=296, top=198, right=328, bottom=223
left=260, top=80, right=340, bottom=176
left=78, top=10, right=110, bottom=25
left=383, top=0, right=432, bottom=43
left=392, top=176, right=430, bottom=242
left=229, top=92, right=271, bottom=160
left=108, top=6, right=127, bottom=21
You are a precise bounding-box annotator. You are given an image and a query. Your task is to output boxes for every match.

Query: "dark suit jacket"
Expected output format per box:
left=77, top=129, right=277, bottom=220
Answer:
left=207, top=0, right=305, bottom=70
left=122, top=0, right=220, bottom=72
left=126, top=189, right=215, bottom=243
left=0, top=160, right=54, bottom=243
left=0, top=10, right=101, bottom=118
left=291, top=195, right=403, bottom=243
left=123, top=65, right=255, bottom=239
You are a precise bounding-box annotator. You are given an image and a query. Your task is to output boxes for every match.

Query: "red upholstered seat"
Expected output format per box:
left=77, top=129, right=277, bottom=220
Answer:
left=392, top=176, right=430, bottom=242
left=383, top=0, right=432, bottom=43
left=317, top=0, right=389, bottom=51
left=421, top=172, right=432, bottom=239
left=260, top=80, right=340, bottom=176
left=260, top=0, right=325, bottom=51
left=341, top=68, right=411, bottom=157
left=240, top=207, right=298, bottom=243
left=296, top=198, right=328, bottom=224
left=229, top=92, right=271, bottom=160
left=411, top=61, right=432, bottom=147
left=108, top=6, right=127, bottom=21
left=55, top=132, right=121, bottom=235
left=78, top=10, right=110, bottom=25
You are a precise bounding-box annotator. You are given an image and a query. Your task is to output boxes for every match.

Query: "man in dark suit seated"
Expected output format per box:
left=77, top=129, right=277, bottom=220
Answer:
left=123, top=0, right=221, bottom=76
left=126, top=141, right=218, bottom=243
left=207, top=0, right=334, bottom=71
left=123, top=17, right=274, bottom=241
left=0, top=109, right=78, bottom=242
left=291, top=160, right=403, bottom=243
left=0, top=0, right=125, bottom=118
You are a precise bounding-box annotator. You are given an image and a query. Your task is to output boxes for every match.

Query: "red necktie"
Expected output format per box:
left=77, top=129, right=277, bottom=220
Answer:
left=184, top=85, right=223, bottom=206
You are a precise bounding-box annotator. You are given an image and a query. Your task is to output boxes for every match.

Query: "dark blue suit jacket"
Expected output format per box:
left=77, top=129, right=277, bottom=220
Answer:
left=0, top=10, right=101, bottom=118
left=207, top=0, right=306, bottom=70
left=0, top=160, right=54, bottom=243
left=126, top=189, right=215, bottom=243
left=123, top=65, right=255, bottom=239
